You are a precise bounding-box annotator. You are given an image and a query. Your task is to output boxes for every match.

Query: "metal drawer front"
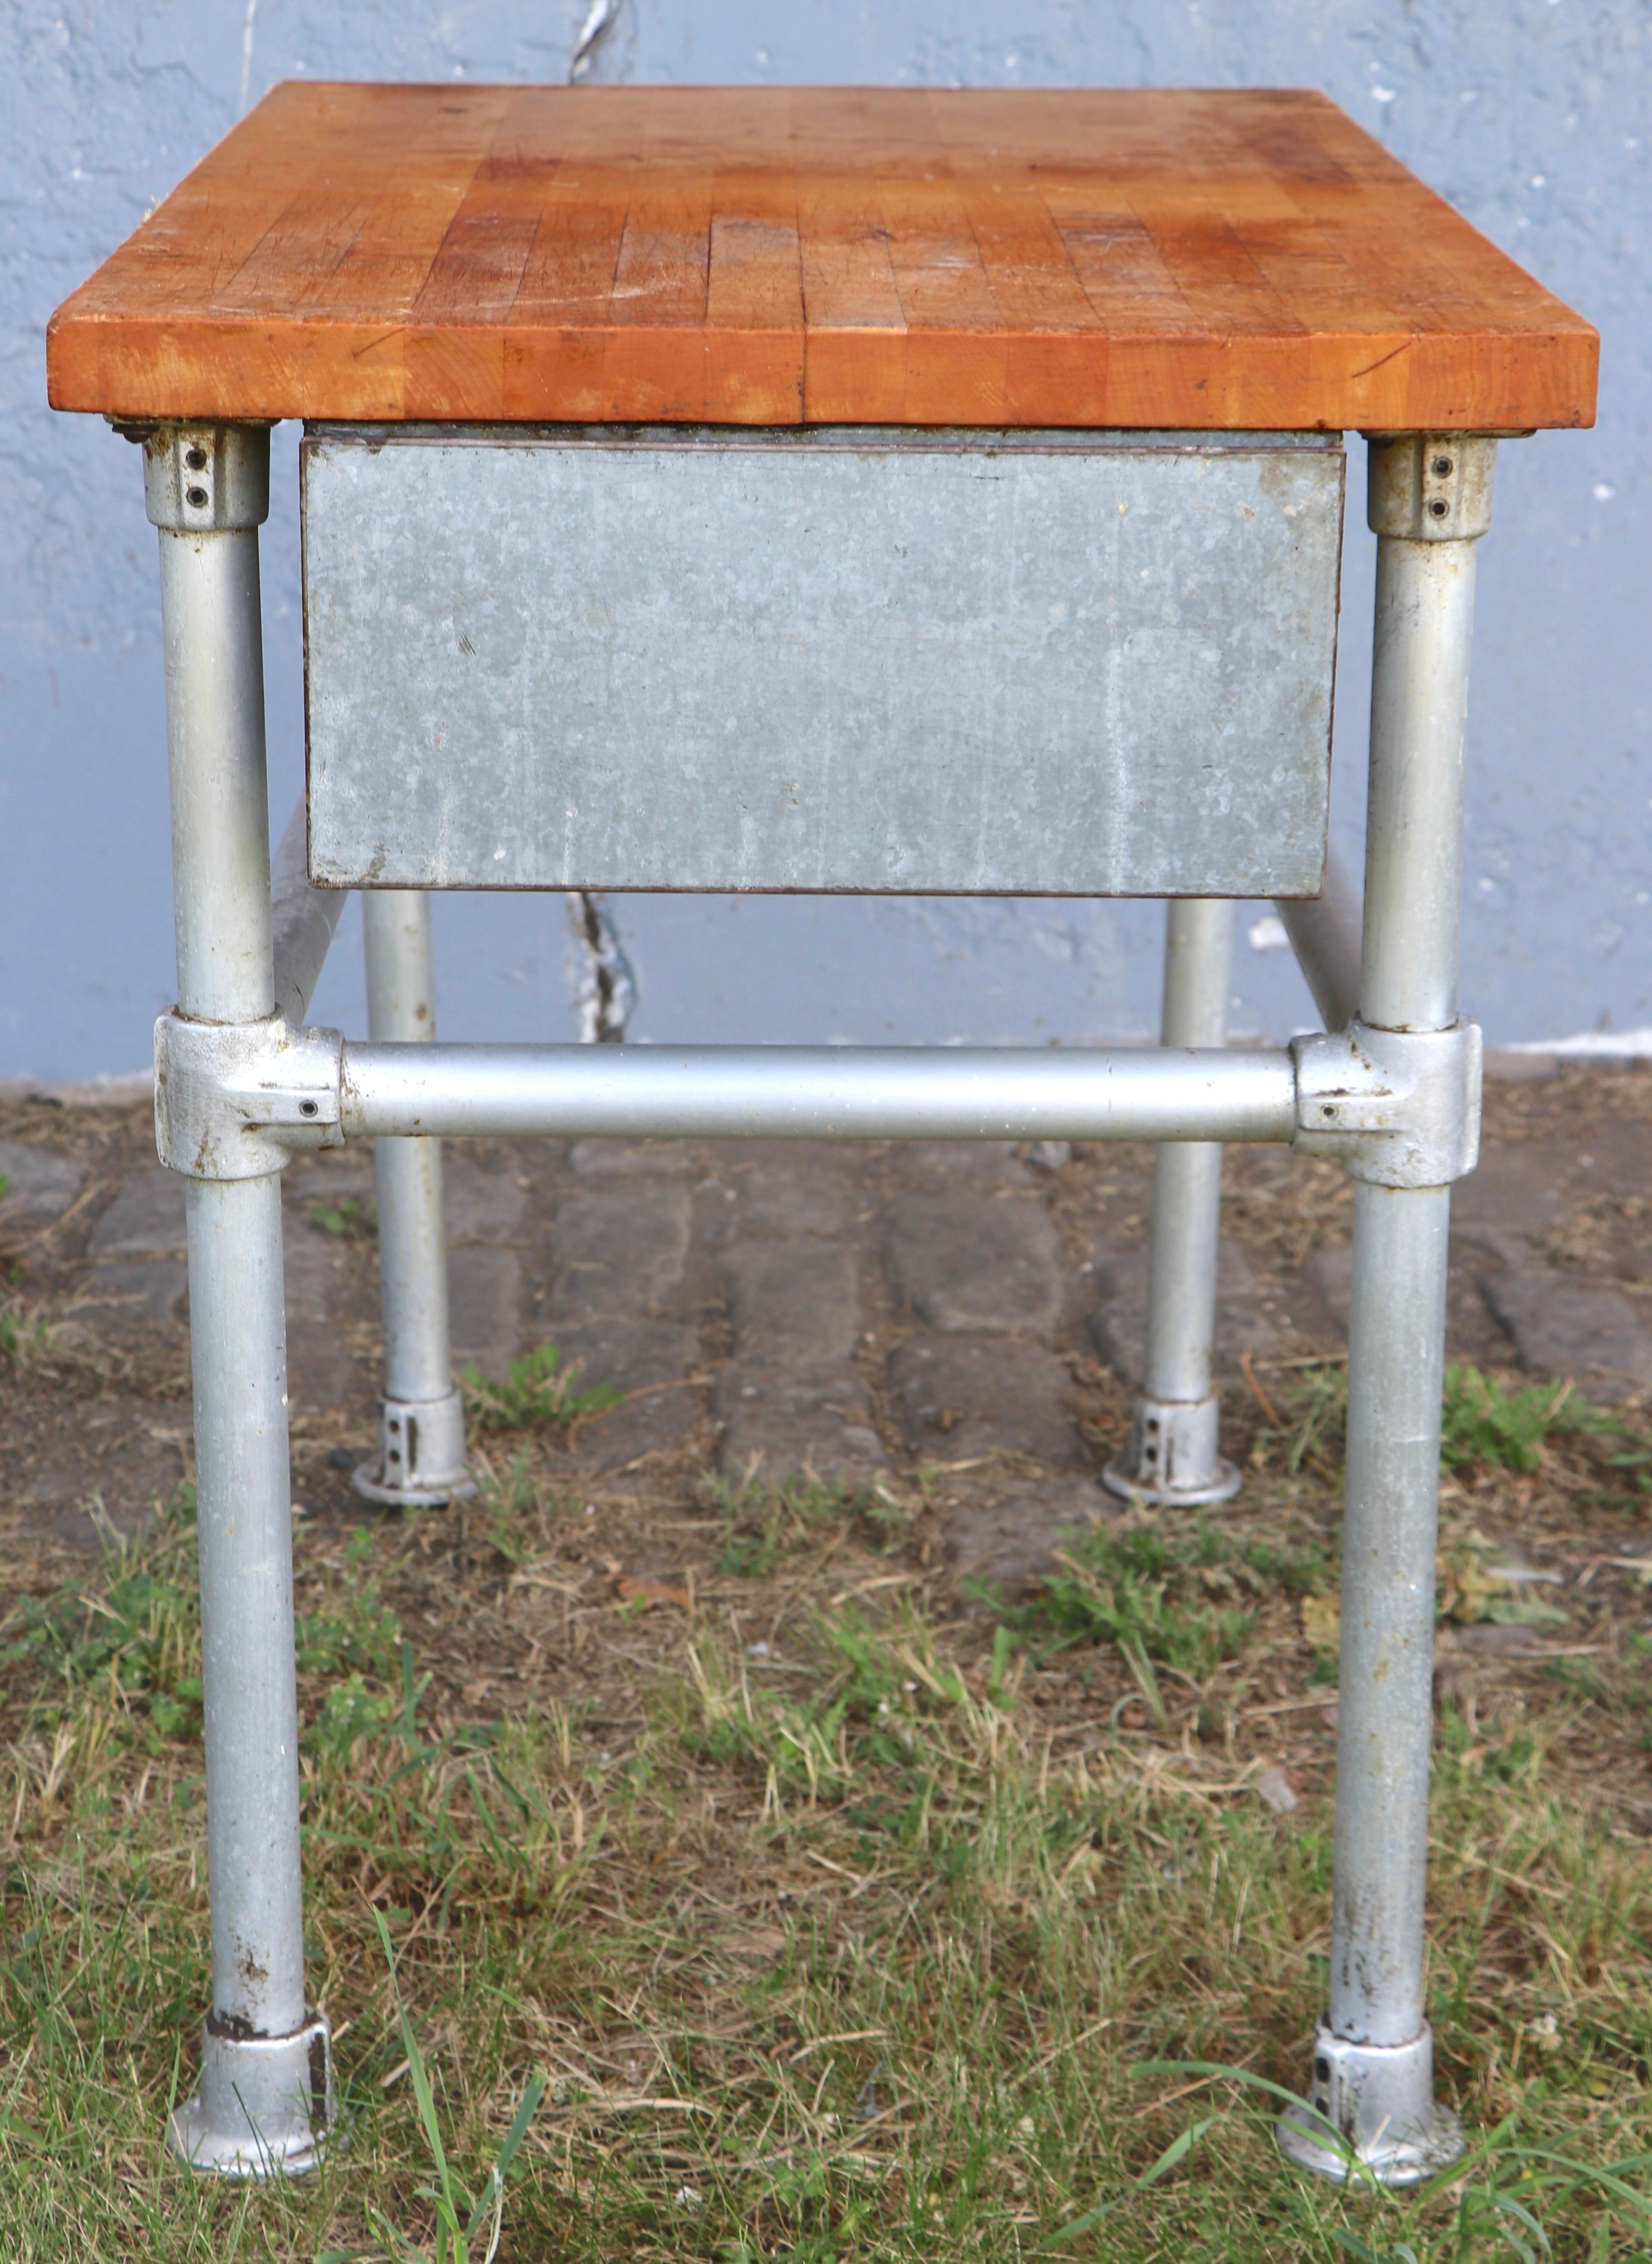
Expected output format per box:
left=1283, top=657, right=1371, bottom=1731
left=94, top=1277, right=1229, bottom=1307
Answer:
left=302, top=427, right=1343, bottom=897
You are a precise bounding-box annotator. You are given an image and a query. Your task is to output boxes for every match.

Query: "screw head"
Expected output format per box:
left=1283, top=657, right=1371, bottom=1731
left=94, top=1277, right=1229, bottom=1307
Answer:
left=299, top=1099, right=319, bottom=1118
left=1429, top=498, right=1450, bottom=518
left=1431, top=455, right=1453, bottom=477
left=185, top=445, right=208, bottom=472
left=185, top=485, right=209, bottom=509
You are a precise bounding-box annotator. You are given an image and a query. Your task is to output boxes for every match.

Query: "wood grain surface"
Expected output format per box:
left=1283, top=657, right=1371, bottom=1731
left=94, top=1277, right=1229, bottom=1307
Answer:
left=46, top=84, right=1597, bottom=431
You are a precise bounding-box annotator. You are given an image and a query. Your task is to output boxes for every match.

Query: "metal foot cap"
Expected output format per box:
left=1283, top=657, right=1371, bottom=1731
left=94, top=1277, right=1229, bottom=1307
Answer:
left=1101, top=1391, right=1241, bottom=1507
left=167, top=2011, right=333, bottom=2179
left=1275, top=2021, right=1465, bottom=2188
left=353, top=1385, right=475, bottom=1507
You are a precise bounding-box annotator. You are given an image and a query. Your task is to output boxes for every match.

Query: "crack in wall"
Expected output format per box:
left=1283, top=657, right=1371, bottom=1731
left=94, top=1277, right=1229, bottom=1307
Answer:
left=566, top=892, right=637, bottom=1044
left=562, top=0, right=633, bottom=1041
left=569, top=0, right=623, bottom=82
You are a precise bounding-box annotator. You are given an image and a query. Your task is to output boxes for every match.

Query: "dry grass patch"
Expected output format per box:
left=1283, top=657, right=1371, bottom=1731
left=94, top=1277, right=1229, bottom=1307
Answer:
left=4, top=1413, right=1652, bottom=2262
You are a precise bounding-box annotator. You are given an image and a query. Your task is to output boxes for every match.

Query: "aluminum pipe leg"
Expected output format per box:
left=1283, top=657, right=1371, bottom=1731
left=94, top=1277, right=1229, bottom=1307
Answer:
left=176, top=1174, right=331, bottom=2173
left=1279, top=432, right=1498, bottom=2186
left=144, top=424, right=332, bottom=2176
left=353, top=891, right=472, bottom=1507
left=1105, top=898, right=1240, bottom=1506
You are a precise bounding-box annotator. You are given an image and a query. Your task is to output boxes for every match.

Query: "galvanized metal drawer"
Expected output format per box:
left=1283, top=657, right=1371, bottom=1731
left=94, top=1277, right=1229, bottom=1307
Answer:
left=301, top=426, right=1343, bottom=898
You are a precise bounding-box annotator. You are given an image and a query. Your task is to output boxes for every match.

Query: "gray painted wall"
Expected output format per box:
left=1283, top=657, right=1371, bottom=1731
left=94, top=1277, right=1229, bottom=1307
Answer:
left=3, top=2, right=1646, bottom=1079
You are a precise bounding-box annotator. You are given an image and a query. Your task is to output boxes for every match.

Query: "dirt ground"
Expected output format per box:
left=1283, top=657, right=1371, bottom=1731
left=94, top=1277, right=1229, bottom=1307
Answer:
left=2, top=1066, right=1651, bottom=2260
left=4, top=1061, right=1652, bottom=1852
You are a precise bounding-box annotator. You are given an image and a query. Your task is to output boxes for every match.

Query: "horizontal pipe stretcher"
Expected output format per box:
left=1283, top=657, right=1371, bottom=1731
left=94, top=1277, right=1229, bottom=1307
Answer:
left=338, top=1040, right=1298, bottom=1145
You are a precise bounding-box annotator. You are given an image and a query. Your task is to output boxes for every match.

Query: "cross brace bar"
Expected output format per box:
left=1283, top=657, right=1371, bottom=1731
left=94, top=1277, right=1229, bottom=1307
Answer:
left=152, top=1018, right=1482, bottom=1184
left=339, top=1039, right=1295, bottom=1145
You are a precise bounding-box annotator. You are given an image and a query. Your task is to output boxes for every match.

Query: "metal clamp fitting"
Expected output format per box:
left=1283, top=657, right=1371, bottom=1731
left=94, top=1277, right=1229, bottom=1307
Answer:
left=154, top=1012, right=346, bottom=1180
left=167, top=2010, right=334, bottom=2178
left=1276, top=2022, right=1463, bottom=2187
left=354, top=1386, right=476, bottom=1509
left=141, top=423, right=271, bottom=533
left=1291, top=1017, right=1482, bottom=1189
left=1101, top=1394, right=1240, bottom=1508
left=1366, top=433, right=1497, bottom=543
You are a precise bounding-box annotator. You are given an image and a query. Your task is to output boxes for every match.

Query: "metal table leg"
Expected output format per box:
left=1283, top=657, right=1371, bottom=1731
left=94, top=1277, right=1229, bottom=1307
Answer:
left=1279, top=432, right=1498, bottom=2184
left=352, top=891, right=472, bottom=1507
left=145, top=424, right=332, bottom=2176
left=1104, top=898, right=1240, bottom=1506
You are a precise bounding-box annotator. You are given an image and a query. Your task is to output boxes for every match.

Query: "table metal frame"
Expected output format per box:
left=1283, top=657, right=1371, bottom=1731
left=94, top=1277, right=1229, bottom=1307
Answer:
left=135, top=415, right=1496, bottom=2187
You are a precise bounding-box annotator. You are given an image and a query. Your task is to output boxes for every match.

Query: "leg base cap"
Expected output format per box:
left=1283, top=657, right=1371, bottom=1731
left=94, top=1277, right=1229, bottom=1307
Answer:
left=1275, top=2021, right=1465, bottom=2188
left=166, top=2012, right=333, bottom=2179
left=1101, top=1392, right=1241, bottom=1507
left=352, top=1386, right=475, bottom=1508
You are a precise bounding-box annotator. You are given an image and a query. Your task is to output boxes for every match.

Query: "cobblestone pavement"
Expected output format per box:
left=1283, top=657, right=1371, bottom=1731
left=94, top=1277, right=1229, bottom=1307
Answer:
left=3, top=1067, right=1652, bottom=1588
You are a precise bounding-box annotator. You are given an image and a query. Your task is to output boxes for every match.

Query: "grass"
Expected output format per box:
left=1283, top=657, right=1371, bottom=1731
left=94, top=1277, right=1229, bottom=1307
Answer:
left=0, top=1300, right=56, bottom=1368
left=1439, top=1369, right=1610, bottom=1477
left=3, top=1444, right=1650, bottom=2264
left=710, top=1472, right=879, bottom=1580
left=309, top=1196, right=378, bottom=1244
left=461, top=1344, right=621, bottom=1434
left=1244, top=1360, right=1646, bottom=1490
left=370, top=1905, right=547, bottom=2264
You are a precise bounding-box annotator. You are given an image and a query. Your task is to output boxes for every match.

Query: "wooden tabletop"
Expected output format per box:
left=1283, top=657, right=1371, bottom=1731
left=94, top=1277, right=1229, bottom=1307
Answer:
left=47, top=85, right=1596, bottom=432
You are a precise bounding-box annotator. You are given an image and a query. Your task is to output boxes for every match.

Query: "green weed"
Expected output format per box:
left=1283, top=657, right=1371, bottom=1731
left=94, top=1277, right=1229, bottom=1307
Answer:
left=294, top=1523, right=402, bottom=1683
left=307, top=1672, right=401, bottom=1764
left=479, top=1446, right=541, bottom=1563
left=1020, top=1520, right=1275, bottom=1681
left=368, top=1907, right=547, bottom=2264
left=1440, top=1365, right=1607, bottom=1475
left=0, top=1301, right=55, bottom=1367
left=686, top=1641, right=852, bottom=1804
left=713, top=1471, right=865, bottom=1578
left=3, top=1489, right=201, bottom=1736
left=308, top=1194, right=377, bottom=1241
left=1259, top=1360, right=1350, bottom=1477
left=1250, top=1361, right=1627, bottom=1486
left=461, top=1342, right=619, bottom=1431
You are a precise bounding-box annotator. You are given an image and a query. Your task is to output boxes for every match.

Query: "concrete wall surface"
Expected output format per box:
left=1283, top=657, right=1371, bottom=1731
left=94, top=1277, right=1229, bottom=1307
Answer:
left=2, top=1, right=1646, bottom=1079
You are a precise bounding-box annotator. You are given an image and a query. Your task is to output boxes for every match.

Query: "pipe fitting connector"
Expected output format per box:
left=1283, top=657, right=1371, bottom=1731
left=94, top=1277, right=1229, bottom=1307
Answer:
left=1276, top=2022, right=1463, bottom=2187
left=142, top=423, right=271, bottom=533
left=1291, top=1017, right=1482, bottom=1189
left=167, top=2010, right=333, bottom=2178
left=353, top=1386, right=475, bottom=1508
left=154, top=1010, right=345, bottom=1180
left=1101, top=1391, right=1240, bottom=1507
left=1366, top=432, right=1497, bottom=543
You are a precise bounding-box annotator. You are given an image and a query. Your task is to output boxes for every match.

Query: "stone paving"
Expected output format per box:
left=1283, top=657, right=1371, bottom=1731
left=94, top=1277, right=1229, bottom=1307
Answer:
left=3, top=1068, right=1652, bottom=1587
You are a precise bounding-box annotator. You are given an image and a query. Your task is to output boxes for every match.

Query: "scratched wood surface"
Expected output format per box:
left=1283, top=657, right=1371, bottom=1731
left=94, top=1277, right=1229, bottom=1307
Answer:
left=47, top=85, right=1597, bottom=430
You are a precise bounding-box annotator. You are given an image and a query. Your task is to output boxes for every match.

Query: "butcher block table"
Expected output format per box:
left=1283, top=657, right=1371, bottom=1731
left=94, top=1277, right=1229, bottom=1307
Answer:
left=48, top=84, right=1596, bottom=2187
